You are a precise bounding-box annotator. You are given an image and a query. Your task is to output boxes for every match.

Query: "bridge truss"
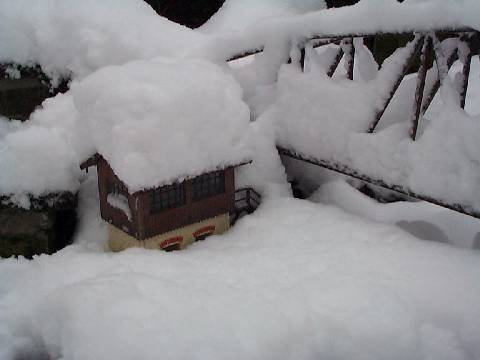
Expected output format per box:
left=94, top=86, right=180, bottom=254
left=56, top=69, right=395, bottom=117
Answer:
left=229, top=28, right=480, bottom=219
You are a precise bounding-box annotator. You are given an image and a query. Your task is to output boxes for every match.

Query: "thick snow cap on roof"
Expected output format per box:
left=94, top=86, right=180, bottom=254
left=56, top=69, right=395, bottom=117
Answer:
left=0, top=0, right=208, bottom=82
left=73, top=57, right=253, bottom=192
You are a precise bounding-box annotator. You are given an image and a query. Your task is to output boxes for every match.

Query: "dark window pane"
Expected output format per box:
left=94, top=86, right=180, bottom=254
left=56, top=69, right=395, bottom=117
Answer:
left=150, top=183, right=185, bottom=213
left=192, top=171, right=225, bottom=201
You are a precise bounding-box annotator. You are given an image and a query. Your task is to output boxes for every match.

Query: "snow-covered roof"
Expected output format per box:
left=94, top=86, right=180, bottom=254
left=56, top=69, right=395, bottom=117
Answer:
left=0, top=56, right=252, bottom=202
left=0, top=0, right=209, bottom=83
left=73, top=57, right=253, bottom=192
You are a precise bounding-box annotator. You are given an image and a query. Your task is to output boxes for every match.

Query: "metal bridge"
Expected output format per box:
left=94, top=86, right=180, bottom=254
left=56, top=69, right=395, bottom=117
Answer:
left=228, top=28, right=480, bottom=219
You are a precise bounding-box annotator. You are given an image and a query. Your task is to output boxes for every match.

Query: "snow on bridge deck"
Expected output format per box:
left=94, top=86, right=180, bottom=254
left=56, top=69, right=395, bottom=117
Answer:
left=274, top=33, right=480, bottom=217
left=270, top=31, right=480, bottom=218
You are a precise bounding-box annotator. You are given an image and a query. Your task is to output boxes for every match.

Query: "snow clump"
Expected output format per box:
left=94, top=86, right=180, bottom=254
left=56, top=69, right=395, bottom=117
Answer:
left=71, top=57, right=253, bottom=191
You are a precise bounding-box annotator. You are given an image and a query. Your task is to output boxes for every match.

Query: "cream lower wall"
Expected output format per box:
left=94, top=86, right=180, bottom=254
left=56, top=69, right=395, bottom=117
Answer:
left=109, top=213, right=230, bottom=252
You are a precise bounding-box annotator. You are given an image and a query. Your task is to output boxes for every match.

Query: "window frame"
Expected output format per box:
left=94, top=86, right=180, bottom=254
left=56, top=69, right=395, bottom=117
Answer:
left=191, top=170, right=225, bottom=202
left=150, top=182, right=186, bottom=214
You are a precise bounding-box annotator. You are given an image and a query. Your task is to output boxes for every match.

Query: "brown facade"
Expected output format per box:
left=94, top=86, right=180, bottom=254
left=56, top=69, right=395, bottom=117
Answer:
left=96, top=156, right=235, bottom=240
left=108, top=214, right=230, bottom=252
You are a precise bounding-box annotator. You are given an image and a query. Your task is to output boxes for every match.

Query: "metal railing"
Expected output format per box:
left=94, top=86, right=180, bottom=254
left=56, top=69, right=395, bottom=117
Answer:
left=231, top=187, right=261, bottom=224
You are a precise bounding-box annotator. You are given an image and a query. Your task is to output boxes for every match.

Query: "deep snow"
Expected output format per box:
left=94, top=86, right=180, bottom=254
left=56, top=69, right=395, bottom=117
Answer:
left=199, top=0, right=327, bottom=34
left=0, top=0, right=208, bottom=82
left=1, top=1, right=480, bottom=359
left=1, top=174, right=480, bottom=360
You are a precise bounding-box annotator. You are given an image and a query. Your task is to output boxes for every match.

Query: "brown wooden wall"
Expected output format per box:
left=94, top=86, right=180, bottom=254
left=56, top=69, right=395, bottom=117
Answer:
left=97, top=157, right=235, bottom=240
left=97, top=157, right=139, bottom=238
left=138, top=167, right=235, bottom=239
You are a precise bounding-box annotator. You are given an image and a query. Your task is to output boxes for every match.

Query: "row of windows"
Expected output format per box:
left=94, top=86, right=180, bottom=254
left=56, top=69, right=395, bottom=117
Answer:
left=150, top=171, right=225, bottom=214
left=192, top=171, right=225, bottom=201
left=150, top=182, right=185, bottom=213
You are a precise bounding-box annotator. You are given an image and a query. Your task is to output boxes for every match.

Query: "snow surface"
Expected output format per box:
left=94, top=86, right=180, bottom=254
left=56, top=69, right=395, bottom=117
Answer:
left=311, top=179, right=480, bottom=249
left=0, top=0, right=208, bottom=82
left=3, top=0, right=476, bottom=82
left=207, top=0, right=480, bottom=62
left=2, top=1, right=480, bottom=358
left=200, top=0, right=326, bottom=34
left=1, top=175, right=480, bottom=359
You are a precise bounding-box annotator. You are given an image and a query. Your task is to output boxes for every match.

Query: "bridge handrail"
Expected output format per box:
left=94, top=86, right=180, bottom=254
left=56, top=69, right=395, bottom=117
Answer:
left=234, top=187, right=261, bottom=210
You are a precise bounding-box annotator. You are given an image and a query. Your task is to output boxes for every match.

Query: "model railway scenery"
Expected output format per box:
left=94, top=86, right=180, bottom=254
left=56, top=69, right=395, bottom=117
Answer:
left=1, top=1, right=480, bottom=359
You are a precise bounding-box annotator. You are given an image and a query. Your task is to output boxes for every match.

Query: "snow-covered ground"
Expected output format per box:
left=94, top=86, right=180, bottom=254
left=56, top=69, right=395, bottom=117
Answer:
left=1, top=174, right=480, bottom=360
left=2, top=1, right=480, bottom=359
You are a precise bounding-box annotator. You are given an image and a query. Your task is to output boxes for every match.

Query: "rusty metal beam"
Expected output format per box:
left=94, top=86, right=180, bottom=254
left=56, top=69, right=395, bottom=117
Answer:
left=227, top=48, right=264, bottom=62
left=367, top=36, right=424, bottom=134
left=459, top=37, right=473, bottom=109
left=306, top=29, right=475, bottom=43
left=278, top=147, right=480, bottom=219
left=343, top=38, right=355, bottom=80
left=327, top=47, right=344, bottom=77
left=226, top=29, right=476, bottom=63
left=421, top=49, right=458, bottom=115
left=410, top=36, right=432, bottom=140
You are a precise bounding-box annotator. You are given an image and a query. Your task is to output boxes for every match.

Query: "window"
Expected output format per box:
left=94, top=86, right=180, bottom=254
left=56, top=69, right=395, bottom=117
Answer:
left=150, top=183, right=185, bottom=213
left=192, top=171, right=225, bottom=201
